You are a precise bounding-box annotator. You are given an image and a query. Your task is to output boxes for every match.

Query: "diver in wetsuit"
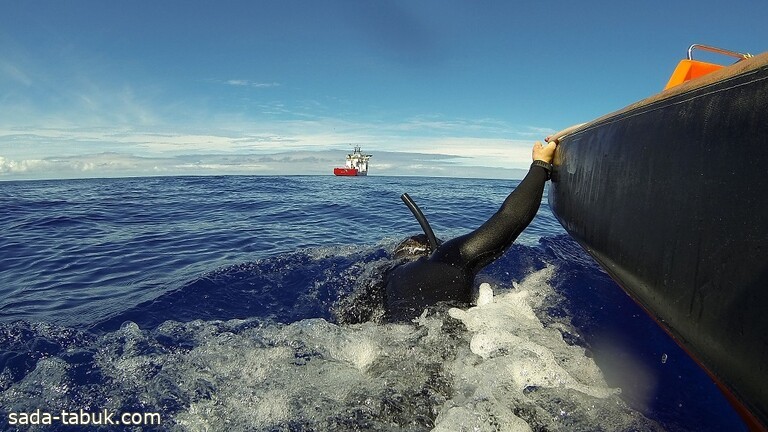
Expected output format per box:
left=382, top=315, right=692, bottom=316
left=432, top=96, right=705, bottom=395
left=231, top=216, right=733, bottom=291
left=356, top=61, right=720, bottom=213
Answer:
left=384, top=140, right=557, bottom=321
left=334, top=140, right=557, bottom=323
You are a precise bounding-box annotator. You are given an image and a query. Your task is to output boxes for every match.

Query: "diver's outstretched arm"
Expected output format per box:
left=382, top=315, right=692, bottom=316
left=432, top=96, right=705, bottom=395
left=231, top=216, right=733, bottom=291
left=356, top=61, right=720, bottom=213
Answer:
left=433, top=141, right=556, bottom=273
left=437, top=164, right=548, bottom=272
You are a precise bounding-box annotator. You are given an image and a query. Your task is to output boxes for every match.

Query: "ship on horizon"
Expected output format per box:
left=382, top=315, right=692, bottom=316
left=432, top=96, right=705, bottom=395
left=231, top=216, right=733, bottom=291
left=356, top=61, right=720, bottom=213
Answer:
left=333, top=146, right=372, bottom=176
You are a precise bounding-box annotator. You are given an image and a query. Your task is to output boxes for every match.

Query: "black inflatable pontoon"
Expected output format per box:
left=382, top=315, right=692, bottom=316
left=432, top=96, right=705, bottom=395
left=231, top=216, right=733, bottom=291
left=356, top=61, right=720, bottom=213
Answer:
left=549, top=50, right=768, bottom=430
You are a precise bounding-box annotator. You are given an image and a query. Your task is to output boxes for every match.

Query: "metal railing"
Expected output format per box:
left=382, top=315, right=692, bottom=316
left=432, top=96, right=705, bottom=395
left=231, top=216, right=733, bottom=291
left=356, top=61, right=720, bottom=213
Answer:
left=687, top=44, right=752, bottom=62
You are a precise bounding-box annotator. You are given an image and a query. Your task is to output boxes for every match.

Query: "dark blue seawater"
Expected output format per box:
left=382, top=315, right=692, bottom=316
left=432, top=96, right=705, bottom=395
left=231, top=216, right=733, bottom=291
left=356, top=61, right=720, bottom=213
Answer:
left=0, top=175, right=747, bottom=431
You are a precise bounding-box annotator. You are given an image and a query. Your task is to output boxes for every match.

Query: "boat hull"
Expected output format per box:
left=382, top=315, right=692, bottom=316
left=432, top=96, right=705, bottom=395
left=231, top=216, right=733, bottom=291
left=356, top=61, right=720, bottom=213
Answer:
left=333, top=168, right=361, bottom=176
left=549, top=53, right=768, bottom=429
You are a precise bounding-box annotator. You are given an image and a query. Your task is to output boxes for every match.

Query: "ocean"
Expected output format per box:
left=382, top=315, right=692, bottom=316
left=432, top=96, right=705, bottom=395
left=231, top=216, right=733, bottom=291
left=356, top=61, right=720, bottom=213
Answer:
left=0, top=175, right=747, bottom=431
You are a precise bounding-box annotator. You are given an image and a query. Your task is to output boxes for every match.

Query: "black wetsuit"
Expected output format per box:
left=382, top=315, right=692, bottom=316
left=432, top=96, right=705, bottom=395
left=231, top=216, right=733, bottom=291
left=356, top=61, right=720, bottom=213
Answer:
left=384, top=162, right=550, bottom=321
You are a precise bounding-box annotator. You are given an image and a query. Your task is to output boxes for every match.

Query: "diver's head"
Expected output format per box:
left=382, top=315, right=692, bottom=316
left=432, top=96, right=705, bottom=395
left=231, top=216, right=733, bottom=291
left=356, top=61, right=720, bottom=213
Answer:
left=393, top=233, right=440, bottom=260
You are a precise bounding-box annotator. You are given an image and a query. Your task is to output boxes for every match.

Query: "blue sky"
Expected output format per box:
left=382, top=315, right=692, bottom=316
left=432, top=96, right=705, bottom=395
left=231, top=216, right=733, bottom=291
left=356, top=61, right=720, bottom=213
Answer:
left=1, top=1, right=766, bottom=180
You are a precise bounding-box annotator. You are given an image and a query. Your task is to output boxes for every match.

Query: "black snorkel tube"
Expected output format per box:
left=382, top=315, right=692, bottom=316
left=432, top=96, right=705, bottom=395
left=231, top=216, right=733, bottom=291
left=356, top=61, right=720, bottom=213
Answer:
left=400, top=193, right=439, bottom=252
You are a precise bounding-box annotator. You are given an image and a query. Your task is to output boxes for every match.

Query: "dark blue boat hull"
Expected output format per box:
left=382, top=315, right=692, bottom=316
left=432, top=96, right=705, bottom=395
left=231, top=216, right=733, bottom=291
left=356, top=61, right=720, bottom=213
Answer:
left=549, top=53, right=768, bottom=429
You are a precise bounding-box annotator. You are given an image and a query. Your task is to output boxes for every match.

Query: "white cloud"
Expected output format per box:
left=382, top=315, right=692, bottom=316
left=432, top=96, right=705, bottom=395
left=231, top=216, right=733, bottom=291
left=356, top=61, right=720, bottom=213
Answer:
left=399, top=137, right=533, bottom=166
left=225, top=79, right=280, bottom=88
left=0, top=148, right=530, bottom=181
left=0, top=156, right=48, bottom=173
left=0, top=107, right=552, bottom=180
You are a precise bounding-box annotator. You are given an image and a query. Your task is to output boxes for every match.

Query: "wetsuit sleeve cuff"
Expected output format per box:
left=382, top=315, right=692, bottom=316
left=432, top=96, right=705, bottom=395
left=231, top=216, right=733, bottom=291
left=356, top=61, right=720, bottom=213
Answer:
left=531, top=160, right=552, bottom=180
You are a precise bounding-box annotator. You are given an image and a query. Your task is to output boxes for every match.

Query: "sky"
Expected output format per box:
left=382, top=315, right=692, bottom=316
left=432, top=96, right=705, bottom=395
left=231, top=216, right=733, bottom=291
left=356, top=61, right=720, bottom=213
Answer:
left=1, top=0, right=766, bottom=180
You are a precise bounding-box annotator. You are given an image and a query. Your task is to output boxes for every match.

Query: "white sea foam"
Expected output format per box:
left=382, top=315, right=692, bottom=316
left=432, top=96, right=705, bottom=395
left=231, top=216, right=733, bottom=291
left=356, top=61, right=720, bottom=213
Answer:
left=0, top=266, right=657, bottom=431
left=430, top=266, right=637, bottom=431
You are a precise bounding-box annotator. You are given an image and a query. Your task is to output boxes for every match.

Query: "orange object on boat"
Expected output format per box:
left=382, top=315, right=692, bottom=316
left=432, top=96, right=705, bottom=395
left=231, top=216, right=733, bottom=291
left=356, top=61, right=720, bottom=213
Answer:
left=663, top=44, right=752, bottom=90
left=664, top=59, right=724, bottom=89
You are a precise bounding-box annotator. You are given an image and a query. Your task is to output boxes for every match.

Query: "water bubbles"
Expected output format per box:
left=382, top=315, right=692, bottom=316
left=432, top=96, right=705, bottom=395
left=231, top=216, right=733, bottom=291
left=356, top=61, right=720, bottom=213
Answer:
left=476, top=282, right=494, bottom=306
left=0, top=266, right=660, bottom=431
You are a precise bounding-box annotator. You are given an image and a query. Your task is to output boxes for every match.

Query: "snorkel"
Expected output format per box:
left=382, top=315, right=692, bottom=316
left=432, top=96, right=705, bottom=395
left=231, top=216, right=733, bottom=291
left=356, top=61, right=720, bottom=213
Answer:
left=400, top=193, right=439, bottom=253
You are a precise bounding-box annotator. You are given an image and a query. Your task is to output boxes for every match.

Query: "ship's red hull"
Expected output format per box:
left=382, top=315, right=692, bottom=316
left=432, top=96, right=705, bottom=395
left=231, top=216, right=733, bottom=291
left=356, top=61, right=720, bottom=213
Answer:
left=333, top=167, right=359, bottom=176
